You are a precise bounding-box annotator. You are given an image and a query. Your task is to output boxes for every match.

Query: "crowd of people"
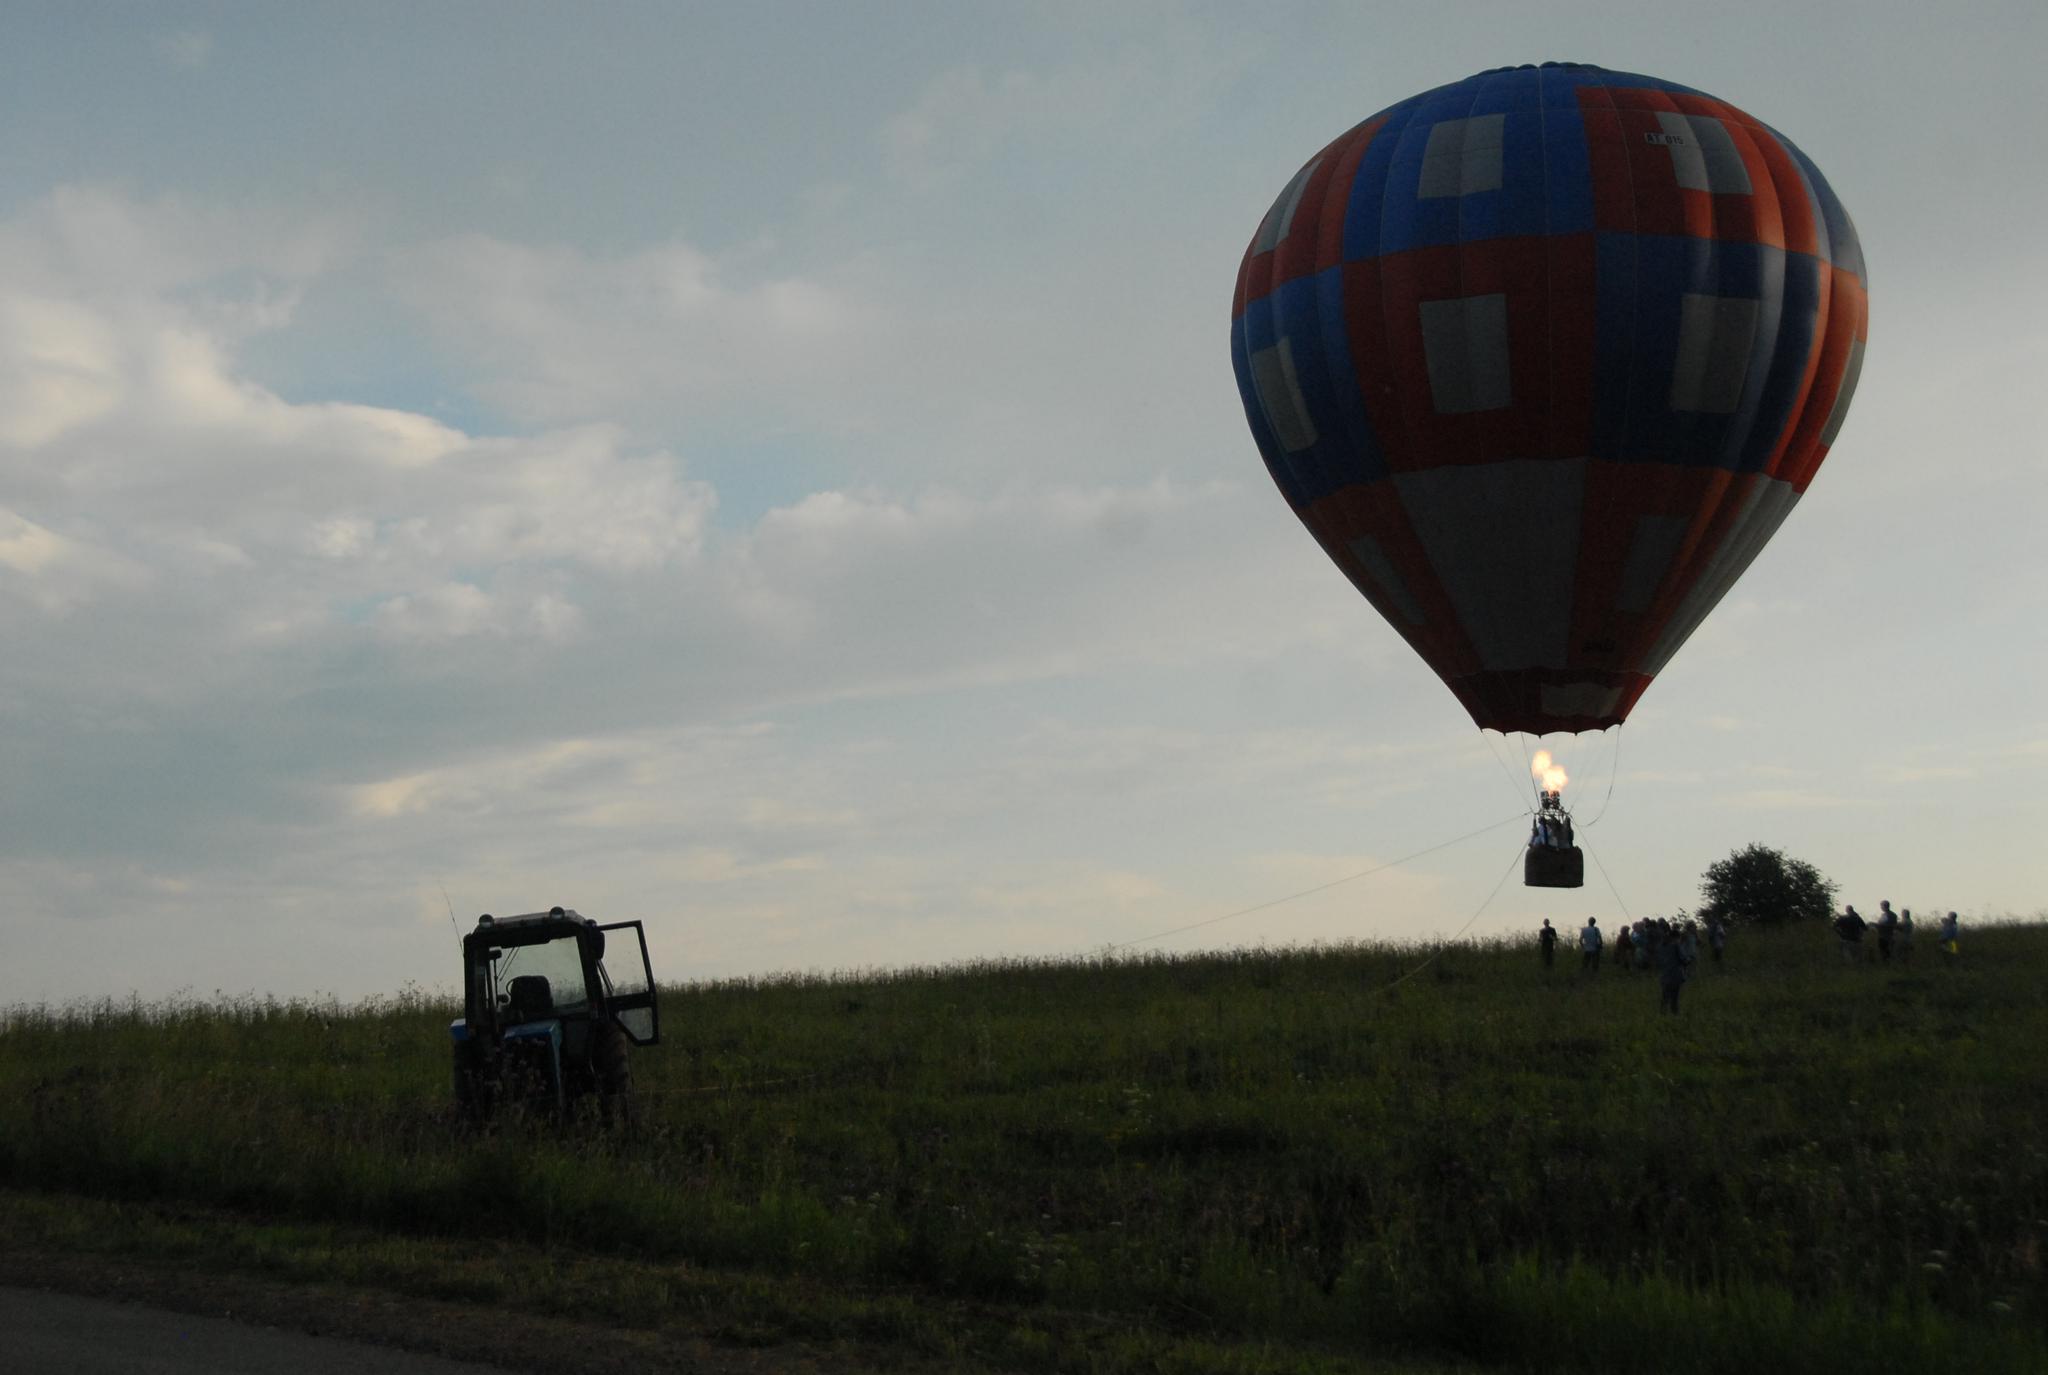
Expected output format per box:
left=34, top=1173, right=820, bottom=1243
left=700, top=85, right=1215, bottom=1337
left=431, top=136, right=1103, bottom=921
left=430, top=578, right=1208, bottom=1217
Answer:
left=1829, top=901, right=1962, bottom=964
left=1538, top=914, right=1721, bottom=1012
left=1533, top=904, right=1961, bottom=1015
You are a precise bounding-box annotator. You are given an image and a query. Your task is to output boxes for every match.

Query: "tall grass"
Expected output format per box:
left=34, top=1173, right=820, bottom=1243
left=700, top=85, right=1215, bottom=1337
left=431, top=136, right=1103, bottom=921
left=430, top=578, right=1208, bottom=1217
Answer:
left=4, top=923, right=2044, bottom=1372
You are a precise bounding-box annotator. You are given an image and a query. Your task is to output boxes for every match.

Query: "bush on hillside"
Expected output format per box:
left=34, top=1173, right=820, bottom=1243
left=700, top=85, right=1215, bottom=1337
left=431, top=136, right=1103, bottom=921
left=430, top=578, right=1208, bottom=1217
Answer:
left=1699, top=843, right=1838, bottom=925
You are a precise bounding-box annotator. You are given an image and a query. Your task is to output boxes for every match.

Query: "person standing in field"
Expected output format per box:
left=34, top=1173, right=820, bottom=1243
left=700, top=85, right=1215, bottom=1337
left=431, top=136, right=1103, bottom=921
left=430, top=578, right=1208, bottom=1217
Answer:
left=1876, top=901, right=1898, bottom=962
left=1580, top=916, right=1602, bottom=973
left=1898, top=909, right=1914, bottom=962
left=1939, top=911, right=1960, bottom=964
left=1539, top=919, right=1558, bottom=969
left=1706, top=915, right=1728, bottom=969
left=1657, top=922, right=1695, bottom=1013
left=1614, top=922, right=1635, bottom=972
left=1834, top=905, right=1866, bottom=964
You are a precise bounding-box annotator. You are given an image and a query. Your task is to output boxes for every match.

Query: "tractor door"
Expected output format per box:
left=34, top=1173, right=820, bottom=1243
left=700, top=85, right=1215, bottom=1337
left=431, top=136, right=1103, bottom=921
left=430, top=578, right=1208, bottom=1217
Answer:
left=596, top=920, right=660, bottom=1045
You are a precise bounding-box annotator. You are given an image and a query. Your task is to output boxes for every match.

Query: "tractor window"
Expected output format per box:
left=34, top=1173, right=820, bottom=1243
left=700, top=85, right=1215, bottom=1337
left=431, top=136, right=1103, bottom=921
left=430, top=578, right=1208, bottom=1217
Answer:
left=596, top=919, right=659, bottom=1046
left=602, top=947, right=652, bottom=1040
left=493, top=934, right=591, bottom=1020
left=603, top=947, right=649, bottom=1001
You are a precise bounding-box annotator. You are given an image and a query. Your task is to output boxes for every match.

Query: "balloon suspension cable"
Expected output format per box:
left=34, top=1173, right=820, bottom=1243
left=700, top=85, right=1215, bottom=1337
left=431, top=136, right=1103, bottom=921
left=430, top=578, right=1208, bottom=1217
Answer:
left=1553, top=734, right=1587, bottom=813
left=1582, top=835, right=1633, bottom=925
left=1575, top=725, right=1623, bottom=830
left=1101, top=811, right=1528, bottom=954
left=1550, top=728, right=1598, bottom=818
left=1480, top=729, right=1537, bottom=814
left=1516, top=730, right=1539, bottom=804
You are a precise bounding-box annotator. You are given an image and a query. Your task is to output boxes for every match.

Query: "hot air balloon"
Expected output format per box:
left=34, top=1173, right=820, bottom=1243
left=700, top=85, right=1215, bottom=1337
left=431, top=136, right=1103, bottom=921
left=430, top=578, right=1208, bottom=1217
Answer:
left=1230, top=63, right=1867, bottom=886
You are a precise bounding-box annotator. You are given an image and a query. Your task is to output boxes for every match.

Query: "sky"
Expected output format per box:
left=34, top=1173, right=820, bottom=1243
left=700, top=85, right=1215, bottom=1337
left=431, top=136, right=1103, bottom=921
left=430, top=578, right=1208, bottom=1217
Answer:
left=2, top=2, right=2043, bottom=1006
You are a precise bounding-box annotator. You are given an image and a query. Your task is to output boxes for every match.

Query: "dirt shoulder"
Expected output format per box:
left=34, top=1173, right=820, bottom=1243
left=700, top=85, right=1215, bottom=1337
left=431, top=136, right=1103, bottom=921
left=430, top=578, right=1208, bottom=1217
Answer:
left=0, top=1188, right=1465, bottom=1375
left=0, top=1190, right=966, bottom=1375
left=1, top=1283, right=516, bottom=1374
left=0, top=1249, right=887, bottom=1375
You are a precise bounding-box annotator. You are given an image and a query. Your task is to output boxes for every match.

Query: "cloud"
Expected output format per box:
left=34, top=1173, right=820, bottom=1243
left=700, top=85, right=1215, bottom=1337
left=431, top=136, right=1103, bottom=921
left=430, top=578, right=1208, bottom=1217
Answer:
left=1722, top=788, right=1881, bottom=811
left=0, top=184, right=351, bottom=303
left=1866, top=763, right=1979, bottom=785
left=691, top=478, right=1360, bottom=713
left=0, top=505, right=144, bottom=612
left=156, top=31, right=214, bottom=69
left=881, top=34, right=1243, bottom=186
left=0, top=296, right=125, bottom=446
left=0, top=508, right=71, bottom=576
left=0, top=195, right=718, bottom=651
left=395, top=233, right=882, bottom=431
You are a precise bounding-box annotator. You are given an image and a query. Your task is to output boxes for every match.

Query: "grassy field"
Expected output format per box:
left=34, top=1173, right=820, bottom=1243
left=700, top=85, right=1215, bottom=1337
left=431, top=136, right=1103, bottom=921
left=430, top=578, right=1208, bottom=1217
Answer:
left=3, top=920, right=2044, bottom=1373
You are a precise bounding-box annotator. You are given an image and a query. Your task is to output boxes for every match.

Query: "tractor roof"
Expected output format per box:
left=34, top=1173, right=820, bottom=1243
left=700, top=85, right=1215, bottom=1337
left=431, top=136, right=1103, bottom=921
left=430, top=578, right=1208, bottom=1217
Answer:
left=464, top=908, right=591, bottom=950
left=490, top=909, right=586, bottom=927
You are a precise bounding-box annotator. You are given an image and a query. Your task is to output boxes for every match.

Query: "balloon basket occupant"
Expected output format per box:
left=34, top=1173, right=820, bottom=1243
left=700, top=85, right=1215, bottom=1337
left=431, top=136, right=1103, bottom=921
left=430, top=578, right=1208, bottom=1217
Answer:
left=1524, top=788, right=1584, bottom=889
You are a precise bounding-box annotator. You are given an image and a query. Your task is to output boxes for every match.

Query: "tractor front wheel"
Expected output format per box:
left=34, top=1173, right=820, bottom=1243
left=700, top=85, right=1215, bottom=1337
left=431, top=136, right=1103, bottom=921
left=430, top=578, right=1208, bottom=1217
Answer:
left=452, top=1039, right=488, bottom=1122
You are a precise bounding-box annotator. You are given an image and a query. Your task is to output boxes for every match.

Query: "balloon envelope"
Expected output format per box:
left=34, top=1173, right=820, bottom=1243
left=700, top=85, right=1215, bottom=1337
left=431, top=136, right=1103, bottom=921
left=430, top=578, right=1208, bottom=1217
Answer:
left=1231, top=63, right=1866, bottom=733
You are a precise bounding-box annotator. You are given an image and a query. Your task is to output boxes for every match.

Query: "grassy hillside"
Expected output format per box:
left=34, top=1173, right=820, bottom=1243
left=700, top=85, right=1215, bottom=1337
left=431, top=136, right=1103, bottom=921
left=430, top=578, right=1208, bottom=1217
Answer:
left=3, top=921, right=2044, bottom=1373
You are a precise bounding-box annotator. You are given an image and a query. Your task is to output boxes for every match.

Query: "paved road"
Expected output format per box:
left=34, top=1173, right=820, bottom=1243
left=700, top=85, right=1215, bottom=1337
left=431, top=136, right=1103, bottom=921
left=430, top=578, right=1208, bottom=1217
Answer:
left=0, top=1285, right=519, bottom=1374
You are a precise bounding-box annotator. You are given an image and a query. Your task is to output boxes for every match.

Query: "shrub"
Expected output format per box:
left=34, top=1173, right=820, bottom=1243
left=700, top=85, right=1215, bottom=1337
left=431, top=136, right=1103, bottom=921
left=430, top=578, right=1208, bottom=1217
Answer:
left=1699, top=843, right=1838, bottom=925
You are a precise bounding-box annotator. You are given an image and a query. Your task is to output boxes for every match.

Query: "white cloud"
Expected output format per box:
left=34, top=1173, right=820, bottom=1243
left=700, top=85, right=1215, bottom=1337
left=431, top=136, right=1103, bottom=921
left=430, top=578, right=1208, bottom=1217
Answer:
left=0, top=184, right=351, bottom=304
left=156, top=31, right=214, bottom=69
left=0, top=505, right=144, bottom=611
left=0, top=194, right=718, bottom=656
left=0, top=296, right=125, bottom=446
left=1866, top=763, right=1978, bottom=785
left=1723, top=788, right=1881, bottom=811
left=396, top=233, right=881, bottom=430
left=373, top=580, right=568, bottom=642
left=0, top=508, right=73, bottom=576
left=881, top=34, right=1242, bottom=186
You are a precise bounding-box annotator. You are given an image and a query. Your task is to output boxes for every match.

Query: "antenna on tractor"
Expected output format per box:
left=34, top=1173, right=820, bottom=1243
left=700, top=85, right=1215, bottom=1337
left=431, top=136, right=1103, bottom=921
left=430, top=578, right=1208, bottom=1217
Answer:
left=438, top=881, right=462, bottom=952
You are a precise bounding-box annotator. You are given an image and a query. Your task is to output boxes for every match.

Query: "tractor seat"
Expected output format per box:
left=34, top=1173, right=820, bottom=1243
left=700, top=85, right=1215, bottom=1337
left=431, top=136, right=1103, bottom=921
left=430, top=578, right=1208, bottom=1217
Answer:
left=506, top=975, right=554, bottom=1023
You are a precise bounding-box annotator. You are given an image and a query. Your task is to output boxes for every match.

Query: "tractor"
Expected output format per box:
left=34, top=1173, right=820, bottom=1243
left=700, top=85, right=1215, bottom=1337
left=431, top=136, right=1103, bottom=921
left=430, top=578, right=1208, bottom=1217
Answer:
left=449, top=906, right=660, bottom=1121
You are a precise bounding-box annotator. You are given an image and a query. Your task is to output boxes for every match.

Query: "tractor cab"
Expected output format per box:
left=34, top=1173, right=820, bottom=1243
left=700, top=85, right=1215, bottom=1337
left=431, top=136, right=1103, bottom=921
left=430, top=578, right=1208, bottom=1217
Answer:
left=450, top=906, right=659, bottom=1119
left=1523, top=789, right=1584, bottom=889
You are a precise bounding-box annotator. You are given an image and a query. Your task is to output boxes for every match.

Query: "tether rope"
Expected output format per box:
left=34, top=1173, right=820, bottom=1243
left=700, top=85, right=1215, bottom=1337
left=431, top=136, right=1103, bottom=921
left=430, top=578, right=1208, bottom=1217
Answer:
left=1100, top=811, right=1528, bottom=954
left=1583, top=835, right=1633, bottom=924
left=641, top=838, right=1533, bottom=1100
left=1370, top=839, right=1528, bottom=994
left=635, top=1073, right=824, bottom=1098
